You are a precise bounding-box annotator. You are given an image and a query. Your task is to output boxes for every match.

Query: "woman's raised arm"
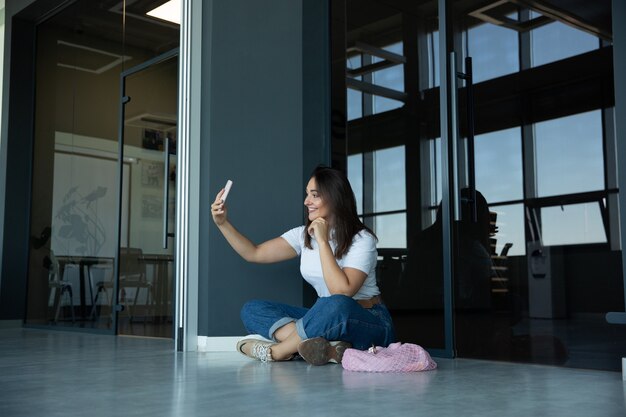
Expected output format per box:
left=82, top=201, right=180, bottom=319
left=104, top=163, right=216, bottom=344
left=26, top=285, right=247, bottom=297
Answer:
left=211, top=189, right=297, bottom=263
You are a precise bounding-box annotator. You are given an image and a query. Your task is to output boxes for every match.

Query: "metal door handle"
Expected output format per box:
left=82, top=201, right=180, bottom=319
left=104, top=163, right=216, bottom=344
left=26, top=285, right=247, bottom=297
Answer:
left=451, top=54, right=478, bottom=222
left=462, top=56, right=477, bottom=223
left=449, top=52, right=461, bottom=221
left=163, top=136, right=170, bottom=249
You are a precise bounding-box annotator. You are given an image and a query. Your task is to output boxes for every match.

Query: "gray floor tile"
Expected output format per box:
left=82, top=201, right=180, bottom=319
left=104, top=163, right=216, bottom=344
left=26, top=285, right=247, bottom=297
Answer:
left=0, top=328, right=624, bottom=417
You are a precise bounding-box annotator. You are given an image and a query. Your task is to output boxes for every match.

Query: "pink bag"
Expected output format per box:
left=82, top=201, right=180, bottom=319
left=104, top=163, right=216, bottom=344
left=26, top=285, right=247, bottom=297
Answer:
left=341, top=342, right=437, bottom=372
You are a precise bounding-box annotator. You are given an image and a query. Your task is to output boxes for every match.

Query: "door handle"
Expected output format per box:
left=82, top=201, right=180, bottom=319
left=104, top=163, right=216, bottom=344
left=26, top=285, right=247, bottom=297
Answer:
left=461, top=56, right=477, bottom=223
left=449, top=52, right=461, bottom=221
left=163, top=136, right=170, bottom=249
left=451, top=54, right=478, bottom=222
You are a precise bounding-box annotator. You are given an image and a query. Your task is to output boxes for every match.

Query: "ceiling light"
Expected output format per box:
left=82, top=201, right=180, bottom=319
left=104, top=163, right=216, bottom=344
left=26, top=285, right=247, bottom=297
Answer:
left=146, top=0, right=181, bottom=25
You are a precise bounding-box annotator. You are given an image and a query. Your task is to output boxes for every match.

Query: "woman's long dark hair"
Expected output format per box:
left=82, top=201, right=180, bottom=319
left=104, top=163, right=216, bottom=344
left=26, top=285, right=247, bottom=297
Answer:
left=304, top=166, right=376, bottom=259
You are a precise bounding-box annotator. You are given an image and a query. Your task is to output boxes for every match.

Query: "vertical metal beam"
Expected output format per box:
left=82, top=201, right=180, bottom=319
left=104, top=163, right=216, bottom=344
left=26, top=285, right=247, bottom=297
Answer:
left=362, top=52, right=375, bottom=231
left=438, top=0, right=455, bottom=358
left=604, top=108, right=620, bottom=250
left=302, top=0, right=331, bottom=172
left=519, top=8, right=537, bottom=205
left=612, top=0, right=626, bottom=311
left=174, top=0, right=202, bottom=352
left=330, top=0, right=347, bottom=172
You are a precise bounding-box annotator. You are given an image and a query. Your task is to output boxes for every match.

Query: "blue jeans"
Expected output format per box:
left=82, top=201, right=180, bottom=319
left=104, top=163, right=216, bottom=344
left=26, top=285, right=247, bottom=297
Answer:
left=240, top=294, right=396, bottom=350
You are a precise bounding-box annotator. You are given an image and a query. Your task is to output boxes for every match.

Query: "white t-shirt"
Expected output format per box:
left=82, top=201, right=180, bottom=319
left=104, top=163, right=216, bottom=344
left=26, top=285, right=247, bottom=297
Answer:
left=280, top=225, right=380, bottom=300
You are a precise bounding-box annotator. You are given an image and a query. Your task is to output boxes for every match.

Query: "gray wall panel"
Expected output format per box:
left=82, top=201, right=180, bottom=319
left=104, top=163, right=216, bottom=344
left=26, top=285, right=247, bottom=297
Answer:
left=302, top=0, right=331, bottom=306
left=199, top=0, right=306, bottom=336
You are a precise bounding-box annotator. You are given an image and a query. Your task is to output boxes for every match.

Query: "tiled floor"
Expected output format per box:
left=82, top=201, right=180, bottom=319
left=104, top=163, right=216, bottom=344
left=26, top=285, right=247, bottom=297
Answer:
left=0, top=328, right=624, bottom=417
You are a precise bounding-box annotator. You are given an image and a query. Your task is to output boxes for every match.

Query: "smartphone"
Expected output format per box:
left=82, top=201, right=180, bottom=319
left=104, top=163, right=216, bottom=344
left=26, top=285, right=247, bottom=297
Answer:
left=221, top=180, right=233, bottom=202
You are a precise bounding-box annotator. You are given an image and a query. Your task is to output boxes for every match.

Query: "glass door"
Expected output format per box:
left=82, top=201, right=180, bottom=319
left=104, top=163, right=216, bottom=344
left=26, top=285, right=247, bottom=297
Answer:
left=114, top=51, right=179, bottom=338
left=334, top=0, right=624, bottom=370
left=448, top=1, right=624, bottom=370
left=25, top=2, right=127, bottom=331
left=335, top=0, right=451, bottom=356
left=23, top=0, right=180, bottom=334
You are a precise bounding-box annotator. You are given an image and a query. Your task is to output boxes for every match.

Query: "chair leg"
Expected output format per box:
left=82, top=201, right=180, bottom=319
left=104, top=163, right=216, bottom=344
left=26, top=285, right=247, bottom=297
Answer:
left=53, top=285, right=75, bottom=323
left=90, top=285, right=115, bottom=325
left=148, top=286, right=157, bottom=321
left=53, top=287, right=62, bottom=323
left=90, top=286, right=104, bottom=320
left=121, top=288, right=134, bottom=323
left=132, top=286, right=141, bottom=322
left=67, top=286, right=75, bottom=322
left=131, top=286, right=151, bottom=324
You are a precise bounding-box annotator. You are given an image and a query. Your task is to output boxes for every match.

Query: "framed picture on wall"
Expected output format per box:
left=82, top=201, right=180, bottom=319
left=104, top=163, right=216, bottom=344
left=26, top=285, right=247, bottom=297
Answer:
left=142, top=128, right=164, bottom=151
left=141, top=194, right=162, bottom=219
left=141, top=161, right=163, bottom=188
left=142, top=128, right=177, bottom=155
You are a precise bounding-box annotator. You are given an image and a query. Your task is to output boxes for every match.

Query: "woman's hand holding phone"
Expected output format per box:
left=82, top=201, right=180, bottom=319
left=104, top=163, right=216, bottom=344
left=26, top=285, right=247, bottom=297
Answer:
left=211, top=180, right=233, bottom=226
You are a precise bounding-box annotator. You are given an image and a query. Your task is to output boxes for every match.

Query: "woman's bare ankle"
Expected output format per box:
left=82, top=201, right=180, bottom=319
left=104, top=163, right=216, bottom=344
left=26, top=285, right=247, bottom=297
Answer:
left=273, top=322, right=297, bottom=342
left=270, top=346, right=295, bottom=361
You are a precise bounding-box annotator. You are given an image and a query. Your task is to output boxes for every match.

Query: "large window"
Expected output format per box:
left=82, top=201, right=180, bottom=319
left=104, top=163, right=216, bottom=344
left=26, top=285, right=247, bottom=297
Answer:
left=348, top=146, right=406, bottom=249
left=474, top=128, right=523, bottom=203
left=347, top=153, right=363, bottom=213
left=347, top=55, right=363, bottom=121
left=541, top=203, right=607, bottom=246
left=347, top=41, right=405, bottom=119
left=531, top=17, right=600, bottom=67
left=535, top=110, right=605, bottom=197
left=468, top=14, right=519, bottom=83
left=374, top=146, right=406, bottom=212
left=371, top=42, right=404, bottom=113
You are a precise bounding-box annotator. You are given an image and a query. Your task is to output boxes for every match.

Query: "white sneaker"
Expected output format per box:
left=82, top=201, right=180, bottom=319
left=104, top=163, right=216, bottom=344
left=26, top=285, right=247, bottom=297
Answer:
left=236, top=335, right=275, bottom=363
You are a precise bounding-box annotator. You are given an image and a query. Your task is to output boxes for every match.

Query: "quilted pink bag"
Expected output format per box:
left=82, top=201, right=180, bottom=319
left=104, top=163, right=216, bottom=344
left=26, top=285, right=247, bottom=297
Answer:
left=342, top=342, right=437, bottom=372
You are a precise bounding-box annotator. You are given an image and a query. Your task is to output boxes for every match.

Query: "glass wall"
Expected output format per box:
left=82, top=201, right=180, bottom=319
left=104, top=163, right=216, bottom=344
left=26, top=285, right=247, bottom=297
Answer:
left=334, top=0, right=447, bottom=352
left=333, top=0, right=624, bottom=370
left=24, top=0, right=179, bottom=336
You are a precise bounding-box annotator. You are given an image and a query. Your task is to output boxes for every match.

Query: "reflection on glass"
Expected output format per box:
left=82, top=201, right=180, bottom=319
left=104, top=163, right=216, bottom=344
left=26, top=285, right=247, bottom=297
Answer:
left=372, top=43, right=403, bottom=90
left=374, top=146, right=406, bottom=212
left=427, top=31, right=440, bottom=88
left=468, top=18, right=519, bottom=83
left=26, top=2, right=124, bottom=328
left=347, top=88, right=363, bottom=121
left=535, top=110, right=604, bottom=197
left=474, top=128, right=523, bottom=203
left=434, top=138, right=442, bottom=206
left=51, top=150, right=125, bottom=258
left=490, top=204, right=524, bottom=257
left=541, top=203, right=607, bottom=246
left=374, top=97, right=403, bottom=113
left=25, top=0, right=179, bottom=333
left=348, top=153, right=363, bottom=214
left=372, top=42, right=404, bottom=113
left=347, top=55, right=362, bottom=120
left=373, top=213, right=406, bottom=248
left=117, top=56, right=178, bottom=338
left=531, top=20, right=599, bottom=67
left=339, top=0, right=622, bottom=366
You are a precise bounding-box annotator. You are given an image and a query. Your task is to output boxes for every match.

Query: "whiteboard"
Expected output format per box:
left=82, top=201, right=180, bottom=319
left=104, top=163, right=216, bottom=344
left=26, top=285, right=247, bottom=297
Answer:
left=50, top=152, right=130, bottom=257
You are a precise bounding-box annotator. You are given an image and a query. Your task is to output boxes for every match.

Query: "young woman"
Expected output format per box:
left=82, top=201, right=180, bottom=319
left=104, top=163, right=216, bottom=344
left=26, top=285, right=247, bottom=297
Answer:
left=211, top=166, right=395, bottom=365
